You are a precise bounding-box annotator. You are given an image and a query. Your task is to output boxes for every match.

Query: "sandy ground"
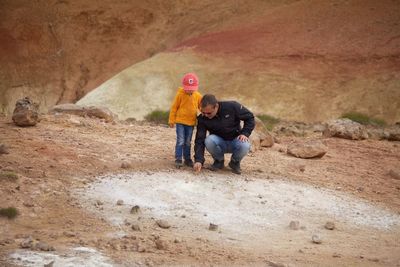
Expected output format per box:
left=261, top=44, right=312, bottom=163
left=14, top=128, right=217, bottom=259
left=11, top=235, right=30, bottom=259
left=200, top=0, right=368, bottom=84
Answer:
left=0, top=114, right=400, bottom=266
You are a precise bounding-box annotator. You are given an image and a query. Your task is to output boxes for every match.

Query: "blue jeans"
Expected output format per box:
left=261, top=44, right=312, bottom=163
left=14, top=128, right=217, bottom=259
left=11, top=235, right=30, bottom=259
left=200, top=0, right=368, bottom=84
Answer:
left=204, top=134, right=251, bottom=162
left=175, top=123, right=194, bottom=161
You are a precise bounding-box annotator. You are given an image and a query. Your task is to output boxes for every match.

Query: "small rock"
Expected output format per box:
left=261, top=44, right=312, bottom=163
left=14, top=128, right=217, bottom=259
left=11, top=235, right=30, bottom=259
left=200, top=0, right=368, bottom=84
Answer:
left=155, top=239, right=167, bottom=250
left=388, top=169, right=400, bottom=180
left=20, top=237, right=34, bottom=248
left=209, top=223, right=218, bottom=231
left=266, top=260, right=285, bottom=267
left=95, top=200, right=103, bottom=206
left=63, top=231, right=76, bottom=237
left=324, top=221, right=335, bottom=230
left=44, top=261, right=55, bottom=267
left=35, top=241, right=55, bottom=251
left=0, top=144, right=9, bottom=154
left=131, top=224, right=141, bottom=231
left=121, top=162, right=131, bottom=169
left=332, top=253, right=341, bottom=258
left=156, top=220, right=171, bottom=229
left=116, top=200, right=124, bottom=206
left=23, top=201, right=34, bottom=207
left=130, top=205, right=140, bottom=214
left=174, top=238, right=181, bottom=243
left=289, top=221, right=300, bottom=230
left=312, top=234, right=322, bottom=244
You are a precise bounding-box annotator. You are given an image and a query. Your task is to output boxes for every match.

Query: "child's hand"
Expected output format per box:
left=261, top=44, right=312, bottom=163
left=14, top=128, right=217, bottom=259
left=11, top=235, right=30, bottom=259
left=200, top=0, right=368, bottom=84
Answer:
left=169, top=123, right=174, bottom=128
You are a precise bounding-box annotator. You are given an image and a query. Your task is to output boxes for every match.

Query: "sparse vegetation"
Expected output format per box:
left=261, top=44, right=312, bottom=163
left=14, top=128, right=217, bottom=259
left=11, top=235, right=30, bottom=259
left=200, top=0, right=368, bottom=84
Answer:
left=145, top=110, right=169, bottom=125
left=341, top=112, right=386, bottom=126
left=257, top=114, right=280, bottom=131
left=0, top=207, right=19, bottom=219
left=0, top=171, right=18, bottom=181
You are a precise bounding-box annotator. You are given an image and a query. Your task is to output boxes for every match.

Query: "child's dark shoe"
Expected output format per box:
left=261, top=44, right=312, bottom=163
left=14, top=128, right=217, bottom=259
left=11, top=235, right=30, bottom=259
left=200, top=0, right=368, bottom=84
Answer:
left=175, top=159, right=183, bottom=168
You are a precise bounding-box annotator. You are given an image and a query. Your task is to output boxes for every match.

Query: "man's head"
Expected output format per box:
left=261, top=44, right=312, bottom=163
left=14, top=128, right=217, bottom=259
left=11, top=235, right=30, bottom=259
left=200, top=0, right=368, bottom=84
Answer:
left=200, top=94, right=219, bottom=119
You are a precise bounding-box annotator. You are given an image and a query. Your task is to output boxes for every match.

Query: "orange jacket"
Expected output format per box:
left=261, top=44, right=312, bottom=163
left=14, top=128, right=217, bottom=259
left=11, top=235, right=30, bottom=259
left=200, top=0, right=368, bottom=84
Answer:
left=168, top=87, right=202, bottom=126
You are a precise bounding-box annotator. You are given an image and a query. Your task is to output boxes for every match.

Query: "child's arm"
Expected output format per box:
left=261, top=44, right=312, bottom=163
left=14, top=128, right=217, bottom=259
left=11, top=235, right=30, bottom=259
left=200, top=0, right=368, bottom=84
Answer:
left=168, top=92, right=181, bottom=127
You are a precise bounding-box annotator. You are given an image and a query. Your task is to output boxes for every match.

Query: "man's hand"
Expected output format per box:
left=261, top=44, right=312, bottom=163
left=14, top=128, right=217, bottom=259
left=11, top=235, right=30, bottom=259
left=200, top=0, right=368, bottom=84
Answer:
left=193, top=162, right=202, bottom=172
left=169, top=123, right=175, bottom=128
left=237, top=134, right=249, bottom=142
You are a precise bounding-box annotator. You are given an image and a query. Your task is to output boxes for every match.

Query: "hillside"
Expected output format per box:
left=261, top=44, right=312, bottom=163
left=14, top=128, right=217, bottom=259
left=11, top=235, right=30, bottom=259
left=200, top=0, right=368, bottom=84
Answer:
left=78, top=0, right=400, bottom=123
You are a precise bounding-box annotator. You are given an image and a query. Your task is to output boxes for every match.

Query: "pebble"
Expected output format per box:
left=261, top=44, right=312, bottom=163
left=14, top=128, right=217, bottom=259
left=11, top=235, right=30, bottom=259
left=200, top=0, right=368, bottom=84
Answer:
left=156, top=220, right=171, bottom=229
left=289, top=221, right=300, bottom=230
left=130, top=205, right=140, bottom=214
left=155, top=239, right=167, bottom=250
left=324, top=221, right=335, bottom=230
left=131, top=224, right=141, bottom=231
left=116, top=199, right=124, bottom=205
left=209, top=223, right=218, bottom=231
left=312, top=234, right=322, bottom=244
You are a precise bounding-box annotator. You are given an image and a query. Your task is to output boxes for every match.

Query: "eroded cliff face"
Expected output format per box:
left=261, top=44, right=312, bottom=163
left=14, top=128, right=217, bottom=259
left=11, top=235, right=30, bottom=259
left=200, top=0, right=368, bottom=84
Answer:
left=1, top=0, right=399, bottom=123
left=0, top=0, right=286, bottom=114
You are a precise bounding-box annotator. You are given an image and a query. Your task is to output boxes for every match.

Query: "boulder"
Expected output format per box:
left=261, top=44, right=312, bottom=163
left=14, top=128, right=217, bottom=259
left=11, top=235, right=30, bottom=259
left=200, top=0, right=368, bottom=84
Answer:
left=287, top=140, right=328, bottom=159
left=323, top=119, right=368, bottom=140
left=49, top=104, right=117, bottom=122
left=12, top=97, right=40, bottom=127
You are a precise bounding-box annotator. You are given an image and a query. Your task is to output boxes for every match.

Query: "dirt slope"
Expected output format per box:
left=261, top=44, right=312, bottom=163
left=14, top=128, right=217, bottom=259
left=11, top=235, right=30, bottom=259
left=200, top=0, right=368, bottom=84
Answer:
left=0, top=0, right=293, bottom=114
left=78, top=0, right=400, bottom=123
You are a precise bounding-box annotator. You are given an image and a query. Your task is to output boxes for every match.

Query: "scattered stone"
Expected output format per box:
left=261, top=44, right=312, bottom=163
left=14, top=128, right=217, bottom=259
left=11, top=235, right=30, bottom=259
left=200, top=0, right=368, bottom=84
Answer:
left=116, top=199, right=124, bottom=206
left=23, top=201, right=34, bottom=207
left=155, top=239, right=168, bottom=250
left=324, top=221, right=335, bottom=230
left=266, top=260, right=285, bottom=267
left=174, top=238, right=181, bottom=243
left=130, top=205, right=140, bottom=214
left=332, top=253, right=341, bottom=258
left=35, top=241, right=55, bottom=251
left=287, top=140, right=328, bottom=159
left=121, top=162, right=131, bottom=169
left=95, top=200, right=103, bottom=206
left=357, top=187, right=364, bottom=192
left=298, top=165, right=306, bottom=172
left=323, top=119, right=368, bottom=140
left=156, top=219, right=171, bottom=229
left=63, top=231, right=76, bottom=237
left=0, top=144, right=9, bottom=154
left=289, top=221, right=300, bottom=230
left=312, top=234, right=322, bottom=244
left=44, top=261, right=55, bottom=267
left=12, top=97, right=40, bottom=127
left=49, top=104, right=117, bottom=122
left=388, top=169, right=400, bottom=180
left=20, top=237, right=34, bottom=248
left=131, top=224, right=141, bottom=231
left=209, top=223, right=218, bottom=231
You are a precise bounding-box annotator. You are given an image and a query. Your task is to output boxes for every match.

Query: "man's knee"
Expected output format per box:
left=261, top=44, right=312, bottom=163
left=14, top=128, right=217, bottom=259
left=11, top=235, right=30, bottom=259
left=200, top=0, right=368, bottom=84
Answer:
left=205, top=134, right=219, bottom=149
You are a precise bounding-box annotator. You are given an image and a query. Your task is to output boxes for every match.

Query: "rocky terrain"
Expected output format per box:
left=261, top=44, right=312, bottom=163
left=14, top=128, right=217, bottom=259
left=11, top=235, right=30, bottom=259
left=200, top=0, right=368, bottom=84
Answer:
left=0, top=111, right=399, bottom=266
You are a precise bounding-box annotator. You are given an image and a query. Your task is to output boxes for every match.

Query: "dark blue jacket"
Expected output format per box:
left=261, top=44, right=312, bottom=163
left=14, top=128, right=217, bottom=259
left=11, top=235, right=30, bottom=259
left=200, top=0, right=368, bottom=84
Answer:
left=194, top=101, right=255, bottom=164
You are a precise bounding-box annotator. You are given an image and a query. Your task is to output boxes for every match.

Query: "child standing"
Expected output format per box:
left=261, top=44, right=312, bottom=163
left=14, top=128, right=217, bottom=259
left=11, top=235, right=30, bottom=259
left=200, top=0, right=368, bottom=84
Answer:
left=169, top=73, right=202, bottom=168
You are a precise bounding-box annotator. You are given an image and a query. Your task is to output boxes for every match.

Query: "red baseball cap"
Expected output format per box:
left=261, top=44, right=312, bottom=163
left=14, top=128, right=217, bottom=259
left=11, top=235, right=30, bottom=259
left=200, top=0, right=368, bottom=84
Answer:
left=182, top=73, right=199, bottom=91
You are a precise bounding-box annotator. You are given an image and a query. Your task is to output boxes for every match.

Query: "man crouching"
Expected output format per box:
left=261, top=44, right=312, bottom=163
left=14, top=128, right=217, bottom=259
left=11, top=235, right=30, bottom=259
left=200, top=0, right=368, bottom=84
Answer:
left=193, top=94, right=255, bottom=175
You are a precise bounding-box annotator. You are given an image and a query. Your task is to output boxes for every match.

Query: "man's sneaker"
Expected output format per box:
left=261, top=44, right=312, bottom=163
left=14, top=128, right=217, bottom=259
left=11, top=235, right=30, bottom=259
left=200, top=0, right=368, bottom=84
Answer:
left=184, top=159, right=194, bottom=167
left=228, top=159, right=241, bottom=175
left=175, top=159, right=183, bottom=168
left=210, top=159, right=224, bottom=171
